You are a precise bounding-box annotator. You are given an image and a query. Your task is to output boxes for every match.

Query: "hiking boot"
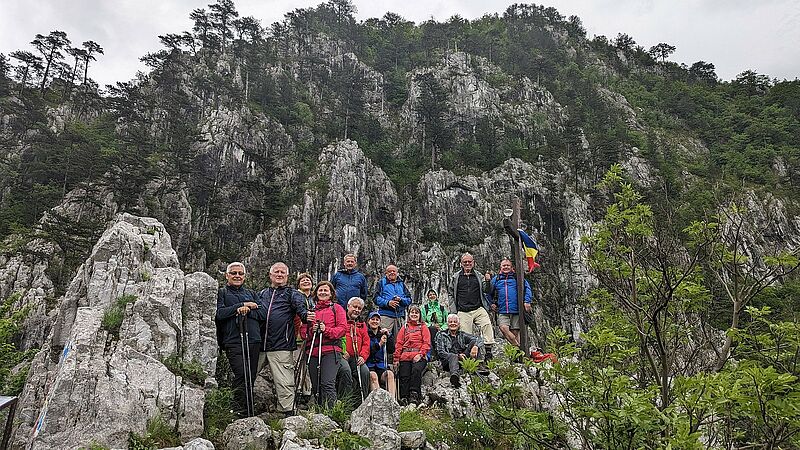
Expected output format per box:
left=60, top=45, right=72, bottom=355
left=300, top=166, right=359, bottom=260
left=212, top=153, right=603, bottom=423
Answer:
left=450, top=374, right=461, bottom=388
left=410, top=392, right=421, bottom=405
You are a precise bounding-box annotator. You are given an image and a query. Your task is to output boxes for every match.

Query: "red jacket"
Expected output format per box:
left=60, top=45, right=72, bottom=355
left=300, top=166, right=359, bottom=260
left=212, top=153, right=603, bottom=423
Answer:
left=302, top=298, right=347, bottom=357
left=393, top=320, right=431, bottom=362
left=344, top=320, right=370, bottom=361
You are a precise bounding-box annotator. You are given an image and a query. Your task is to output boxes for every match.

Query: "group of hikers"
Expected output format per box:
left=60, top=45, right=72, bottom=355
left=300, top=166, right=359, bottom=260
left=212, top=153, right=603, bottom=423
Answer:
left=215, top=252, right=533, bottom=418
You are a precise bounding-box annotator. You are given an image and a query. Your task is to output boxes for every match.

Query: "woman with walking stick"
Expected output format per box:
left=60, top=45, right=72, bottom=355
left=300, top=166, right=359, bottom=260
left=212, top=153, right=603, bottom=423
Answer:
left=302, top=281, right=347, bottom=408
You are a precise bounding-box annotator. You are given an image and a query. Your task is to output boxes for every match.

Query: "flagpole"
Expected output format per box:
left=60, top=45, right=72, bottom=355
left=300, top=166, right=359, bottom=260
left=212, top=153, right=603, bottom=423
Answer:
left=502, top=196, right=529, bottom=354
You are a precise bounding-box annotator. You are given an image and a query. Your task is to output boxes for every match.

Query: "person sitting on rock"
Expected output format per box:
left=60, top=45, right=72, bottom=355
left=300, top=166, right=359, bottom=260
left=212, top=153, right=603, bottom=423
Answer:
left=435, top=313, right=484, bottom=388
left=421, top=289, right=447, bottom=359
left=487, top=258, right=532, bottom=349
left=301, top=281, right=347, bottom=408
left=258, top=262, right=315, bottom=417
left=374, top=264, right=412, bottom=334
left=366, top=311, right=397, bottom=398
left=215, top=262, right=267, bottom=417
left=330, top=253, right=369, bottom=310
left=342, top=297, right=371, bottom=403
left=394, top=304, right=431, bottom=405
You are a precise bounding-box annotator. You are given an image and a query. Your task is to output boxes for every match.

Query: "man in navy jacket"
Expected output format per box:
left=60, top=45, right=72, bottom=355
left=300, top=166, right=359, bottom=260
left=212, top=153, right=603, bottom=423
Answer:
left=330, top=253, right=368, bottom=309
left=215, top=262, right=266, bottom=417
left=258, top=262, right=315, bottom=416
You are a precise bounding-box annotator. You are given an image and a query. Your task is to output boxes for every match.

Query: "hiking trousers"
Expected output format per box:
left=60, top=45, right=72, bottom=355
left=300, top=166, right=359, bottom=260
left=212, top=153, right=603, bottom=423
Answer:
left=225, top=342, right=260, bottom=417
left=457, top=308, right=495, bottom=345
left=398, top=359, right=427, bottom=400
left=309, top=351, right=340, bottom=408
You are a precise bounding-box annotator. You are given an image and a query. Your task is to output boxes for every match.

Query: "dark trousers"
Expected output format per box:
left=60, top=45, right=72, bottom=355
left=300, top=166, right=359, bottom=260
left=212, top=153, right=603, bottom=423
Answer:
left=335, top=355, right=353, bottom=399
left=429, top=327, right=440, bottom=359
left=398, top=359, right=427, bottom=400
left=225, top=342, right=260, bottom=416
left=347, top=357, right=370, bottom=403
left=440, top=353, right=462, bottom=376
left=309, top=352, right=340, bottom=408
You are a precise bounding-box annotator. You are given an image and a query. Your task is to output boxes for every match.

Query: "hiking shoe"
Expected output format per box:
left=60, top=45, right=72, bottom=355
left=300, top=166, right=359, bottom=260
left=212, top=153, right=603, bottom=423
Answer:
left=410, top=392, right=421, bottom=405
left=450, top=374, right=461, bottom=388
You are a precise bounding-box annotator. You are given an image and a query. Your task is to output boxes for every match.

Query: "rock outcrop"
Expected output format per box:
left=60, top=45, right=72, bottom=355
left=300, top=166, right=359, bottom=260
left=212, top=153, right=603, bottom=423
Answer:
left=12, top=214, right=218, bottom=450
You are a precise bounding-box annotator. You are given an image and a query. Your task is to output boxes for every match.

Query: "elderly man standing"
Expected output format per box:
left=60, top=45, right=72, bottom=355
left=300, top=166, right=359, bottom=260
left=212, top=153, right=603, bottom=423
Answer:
left=374, top=264, right=412, bottom=333
left=258, top=262, right=315, bottom=417
left=449, top=253, right=495, bottom=360
left=215, top=262, right=266, bottom=417
left=435, top=314, right=484, bottom=388
left=487, top=258, right=532, bottom=349
left=330, top=254, right=368, bottom=310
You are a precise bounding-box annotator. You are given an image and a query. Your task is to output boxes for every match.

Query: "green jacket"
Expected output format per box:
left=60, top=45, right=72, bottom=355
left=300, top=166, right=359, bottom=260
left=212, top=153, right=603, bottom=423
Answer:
left=421, top=300, right=448, bottom=329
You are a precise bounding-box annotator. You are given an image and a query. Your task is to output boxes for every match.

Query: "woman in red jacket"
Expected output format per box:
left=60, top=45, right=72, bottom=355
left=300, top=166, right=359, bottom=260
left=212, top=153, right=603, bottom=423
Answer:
left=393, top=304, right=431, bottom=405
left=302, top=281, right=347, bottom=408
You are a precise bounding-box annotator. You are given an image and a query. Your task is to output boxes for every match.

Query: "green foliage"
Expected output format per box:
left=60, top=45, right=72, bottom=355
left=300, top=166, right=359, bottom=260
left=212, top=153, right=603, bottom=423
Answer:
left=162, top=354, right=207, bottom=386
left=202, top=388, right=236, bottom=445
left=101, top=294, right=137, bottom=339
left=321, top=430, right=370, bottom=450
left=398, top=408, right=452, bottom=445
left=0, top=292, right=37, bottom=395
left=127, top=414, right=180, bottom=450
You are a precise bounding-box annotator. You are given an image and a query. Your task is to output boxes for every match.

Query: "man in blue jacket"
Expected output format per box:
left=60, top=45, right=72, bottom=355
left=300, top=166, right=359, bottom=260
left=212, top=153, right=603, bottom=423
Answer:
left=373, top=264, right=412, bottom=333
left=330, top=254, right=368, bottom=309
left=258, top=262, right=315, bottom=417
left=215, top=262, right=266, bottom=417
left=487, top=258, right=532, bottom=349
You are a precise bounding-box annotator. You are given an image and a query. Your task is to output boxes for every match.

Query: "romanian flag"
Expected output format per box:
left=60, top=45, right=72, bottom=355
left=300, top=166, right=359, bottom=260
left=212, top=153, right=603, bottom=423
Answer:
left=518, top=229, right=541, bottom=272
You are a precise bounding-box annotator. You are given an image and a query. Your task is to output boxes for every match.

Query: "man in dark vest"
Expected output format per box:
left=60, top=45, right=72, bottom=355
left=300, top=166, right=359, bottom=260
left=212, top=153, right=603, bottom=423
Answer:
left=449, top=252, right=495, bottom=359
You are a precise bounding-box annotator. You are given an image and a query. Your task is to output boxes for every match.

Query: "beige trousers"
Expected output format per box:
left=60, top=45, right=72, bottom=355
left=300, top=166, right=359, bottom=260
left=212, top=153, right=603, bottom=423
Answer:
left=457, top=308, right=495, bottom=345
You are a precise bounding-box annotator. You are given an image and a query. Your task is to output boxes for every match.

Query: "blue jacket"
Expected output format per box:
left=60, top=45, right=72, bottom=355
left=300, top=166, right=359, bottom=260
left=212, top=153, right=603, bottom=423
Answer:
left=215, top=285, right=267, bottom=347
left=487, top=272, right=532, bottom=314
left=366, top=327, right=395, bottom=370
left=373, top=276, right=412, bottom=318
left=258, top=285, right=310, bottom=352
left=330, top=269, right=368, bottom=309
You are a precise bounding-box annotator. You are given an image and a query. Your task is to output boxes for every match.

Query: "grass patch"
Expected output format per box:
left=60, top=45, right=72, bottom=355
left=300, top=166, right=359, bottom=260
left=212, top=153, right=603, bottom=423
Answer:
left=162, top=354, right=206, bottom=386
left=398, top=407, right=454, bottom=446
left=127, top=414, right=179, bottom=450
left=101, top=294, right=137, bottom=338
left=321, top=430, right=370, bottom=450
left=202, top=387, right=236, bottom=446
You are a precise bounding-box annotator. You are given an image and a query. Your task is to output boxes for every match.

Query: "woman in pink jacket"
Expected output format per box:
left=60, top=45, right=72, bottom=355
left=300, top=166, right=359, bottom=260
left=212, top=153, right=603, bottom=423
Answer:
left=302, top=281, right=347, bottom=408
left=393, top=304, right=431, bottom=405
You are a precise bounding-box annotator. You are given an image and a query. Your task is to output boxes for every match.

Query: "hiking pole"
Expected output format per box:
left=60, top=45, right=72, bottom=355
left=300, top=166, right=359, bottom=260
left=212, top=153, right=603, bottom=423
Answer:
left=315, top=322, right=324, bottom=407
left=352, top=326, right=365, bottom=402
left=238, top=314, right=254, bottom=417
left=293, top=327, right=311, bottom=414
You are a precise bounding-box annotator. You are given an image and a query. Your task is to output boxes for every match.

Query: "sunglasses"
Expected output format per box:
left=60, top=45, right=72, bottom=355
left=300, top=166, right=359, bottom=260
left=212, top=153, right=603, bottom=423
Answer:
left=228, top=271, right=245, bottom=276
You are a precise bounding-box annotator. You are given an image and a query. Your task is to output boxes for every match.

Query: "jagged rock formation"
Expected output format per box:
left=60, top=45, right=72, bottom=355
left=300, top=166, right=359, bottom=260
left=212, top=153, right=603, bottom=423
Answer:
left=11, top=214, right=217, bottom=450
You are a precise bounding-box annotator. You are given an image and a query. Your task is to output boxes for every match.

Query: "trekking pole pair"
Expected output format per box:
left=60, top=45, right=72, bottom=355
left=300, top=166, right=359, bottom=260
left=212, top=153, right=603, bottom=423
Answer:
left=237, top=314, right=255, bottom=417
left=306, top=322, right=324, bottom=406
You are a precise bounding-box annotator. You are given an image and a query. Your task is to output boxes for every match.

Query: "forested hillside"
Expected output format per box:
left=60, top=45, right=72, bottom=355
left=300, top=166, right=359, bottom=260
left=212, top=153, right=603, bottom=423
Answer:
left=1, top=1, right=799, bottom=448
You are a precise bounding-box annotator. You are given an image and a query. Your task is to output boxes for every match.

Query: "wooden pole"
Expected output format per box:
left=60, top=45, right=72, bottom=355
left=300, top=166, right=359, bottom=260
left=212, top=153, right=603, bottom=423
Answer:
left=502, top=196, right=529, bottom=354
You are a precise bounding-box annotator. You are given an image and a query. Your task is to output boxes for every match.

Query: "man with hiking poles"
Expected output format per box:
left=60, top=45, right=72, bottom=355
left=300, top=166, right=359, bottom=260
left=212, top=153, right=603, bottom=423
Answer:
left=215, top=262, right=266, bottom=418
left=258, top=262, right=315, bottom=418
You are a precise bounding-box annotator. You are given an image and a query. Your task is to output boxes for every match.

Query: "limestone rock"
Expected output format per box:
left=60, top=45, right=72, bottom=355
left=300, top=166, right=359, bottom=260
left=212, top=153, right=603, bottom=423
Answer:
left=399, top=430, right=426, bottom=449
left=222, top=417, right=272, bottom=450
left=12, top=214, right=218, bottom=450
left=351, top=389, right=400, bottom=434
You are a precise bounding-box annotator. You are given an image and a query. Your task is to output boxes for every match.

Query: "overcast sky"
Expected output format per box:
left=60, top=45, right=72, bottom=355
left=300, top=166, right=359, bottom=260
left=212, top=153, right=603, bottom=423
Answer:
left=2, top=0, right=799, bottom=88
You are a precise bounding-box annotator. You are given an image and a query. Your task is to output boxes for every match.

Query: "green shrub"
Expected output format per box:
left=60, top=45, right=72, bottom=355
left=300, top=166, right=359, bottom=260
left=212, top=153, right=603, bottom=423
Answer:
left=203, top=388, right=236, bottom=445
left=0, top=292, right=37, bottom=395
left=127, top=414, right=179, bottom=450
left=162, top=354, right=206, bottom=386
left=101, top=294, right=137, bottom=338
left=321, top=430, right=370, bottom=450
